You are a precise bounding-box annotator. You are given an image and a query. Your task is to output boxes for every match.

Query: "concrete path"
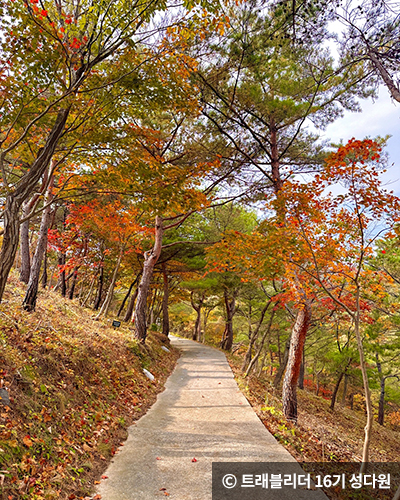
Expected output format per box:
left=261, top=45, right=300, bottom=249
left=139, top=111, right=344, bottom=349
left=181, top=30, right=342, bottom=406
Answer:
left=97, top=337, right=328, bottom=499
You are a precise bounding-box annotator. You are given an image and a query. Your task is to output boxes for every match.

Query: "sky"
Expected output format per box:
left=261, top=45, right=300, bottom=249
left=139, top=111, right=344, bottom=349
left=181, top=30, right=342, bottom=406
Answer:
left=321, top=87, right=400, bottom=196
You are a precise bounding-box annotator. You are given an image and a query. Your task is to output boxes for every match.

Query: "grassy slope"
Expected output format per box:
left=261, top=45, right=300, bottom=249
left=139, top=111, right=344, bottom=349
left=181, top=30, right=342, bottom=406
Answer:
left=227, top=354, right=400, bottom=463
left=0, top=273, right=179, bottom=500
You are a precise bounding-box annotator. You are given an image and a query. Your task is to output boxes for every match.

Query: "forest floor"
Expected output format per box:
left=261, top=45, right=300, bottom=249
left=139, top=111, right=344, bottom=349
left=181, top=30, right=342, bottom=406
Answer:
left=227, top=354, right=400, bottom=462
left=0, top=273, right=179, bottom=500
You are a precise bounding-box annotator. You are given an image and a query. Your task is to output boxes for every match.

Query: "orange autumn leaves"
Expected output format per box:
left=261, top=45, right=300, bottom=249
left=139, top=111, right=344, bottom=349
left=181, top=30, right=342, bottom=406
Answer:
left=206, top=139, right=400, bottom=314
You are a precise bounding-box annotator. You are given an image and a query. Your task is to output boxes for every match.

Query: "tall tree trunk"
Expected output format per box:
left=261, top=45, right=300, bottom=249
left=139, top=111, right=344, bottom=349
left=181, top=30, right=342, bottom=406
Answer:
left=134, top=216, right=164, bottom=343
left=23, top=177, right=54, bottom=311
left=95, top=247, right=124, bottom=319
left=68, top=267, right=79, bottom=300
left=298, top=349, right=305, bottom=389
left=93, top=265, right=104, bottom=310
left=117, top=278, right=136, bottom=317
left=245, top=309, right=276, bottom=377
left=273, top=336, right=291, bottom=388
left=282, top=303, right=311, bottom=423
left=341, top=373, right=349, bottom=406
left=161, top=262, right=169, bottom=337
left=124, top=285, right=139, bottom=322
left=0, top=107, right=70, bottom=303
left=330, top=372, right=344, bottom=411
left=354, top=287, right=373, bottom=473
left=220, top=289, right=236, bottom=351
left=190, top=292, right=204, bottom=341
left=57, top=252, right=67, bottom=297
left=19, top=202, right=31, bottom=284
left=81, top=270, right=98, bottom=307
left=242, top=300, right=272, bottom=372
left=41, top=247, right=48, bottom=289
left=330, top=359, right=351, bottom=411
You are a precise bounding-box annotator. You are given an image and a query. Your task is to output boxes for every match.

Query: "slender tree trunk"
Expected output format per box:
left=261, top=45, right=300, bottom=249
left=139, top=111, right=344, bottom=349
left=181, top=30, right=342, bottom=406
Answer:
left=341, top=373, right=349, bottom=406
left=190, top=291, right=204, bottom=341
left=93, top=265, right=104, bottom=310
left=81, top=270, right=97, bottom=307
left=242, top=300, right=272, bottom=372
left=95, top=247, right=124, bottom=319
left=0, top=198, right=22, bottom=300
left=161, top=262, right=169, bottom=337
left=331, top=359, right=351, bottom=411
left=117, top=277, right=137, bottom=317
left=0, top=107, right=70, bottom=303
left=41, top=248, right=48, bottom=289
left=134, top=216, right=164, bottom=343
left=220, top=289, right=237, bottom=351
left=274, top=336, right=291, bottom=388
left=354, top=287, right=373, bottom=473
left=23, top=178, right=54, bottom=311
left=271, top=124, right=283, bottom=194
left=68, top=267, right=78, bottom=300
left=57, top=252, right=67, bottom=297
left=282, top=303, right=311, bottom=423
left=245, top=309, right=276, bottom=377
left=124, top=287, right=139, bottom=322
left=330, top=372, right=344, bottom=411
left=19, top=202, right=31, bottom=284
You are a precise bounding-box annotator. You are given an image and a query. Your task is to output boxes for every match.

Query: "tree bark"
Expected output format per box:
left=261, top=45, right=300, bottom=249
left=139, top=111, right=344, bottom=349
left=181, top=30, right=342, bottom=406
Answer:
left=273, top=336, right=291, bottom=388
left=134, top=216, right=164, bottom=343
left=0, top=107, right=70, bottom=303
left=330, top=359, right=352, bottom=411
left=93, top=265, right=104, bottom=310
left=242, top=300, right=272, bottom=372
left=282, top=303, right=311, bottom=423
left=330, top=372, right=344, bottom=411
left=95, top=247, right=124, bottom=319
left=41, top=247, right=48, bottom=288
left=19, top=202, right=31, bottom=284
left=376, top=353, right=399, bottom=426
left=245, top=309, right=276, bottom=377
left=341, top=373, right=349, bottom=406
left=220, top=289, right=236, bottom=351
left=368, top=49, right=400, bottom=103
left=354, top=287, right=373, bottom=473
left=190, top=291, right=204, bottom=341
left=124, top=286, right=139, bottom=322
left=117, top=277, right=138, bottom=317
left=22, top=177, right=54, bottom=311
left=68, top=267, right=79, bottom=300
left=161, top=262, right=169, bottom=337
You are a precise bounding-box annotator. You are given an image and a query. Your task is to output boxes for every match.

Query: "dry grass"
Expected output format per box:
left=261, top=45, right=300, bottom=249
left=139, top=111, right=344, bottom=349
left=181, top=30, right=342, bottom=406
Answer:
left=0, top=273, right=179, bottom=500
left=227, top=353, right=400, bottom=498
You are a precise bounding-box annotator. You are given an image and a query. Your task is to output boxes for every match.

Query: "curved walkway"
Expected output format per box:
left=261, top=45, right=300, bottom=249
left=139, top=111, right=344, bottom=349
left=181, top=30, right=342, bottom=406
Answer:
left=97, top=336, right=327, bottom=499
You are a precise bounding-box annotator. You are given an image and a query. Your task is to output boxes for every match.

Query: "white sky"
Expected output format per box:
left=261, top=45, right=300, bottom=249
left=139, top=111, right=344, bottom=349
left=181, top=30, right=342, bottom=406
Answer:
left=321, top=87, right=400, bottom=196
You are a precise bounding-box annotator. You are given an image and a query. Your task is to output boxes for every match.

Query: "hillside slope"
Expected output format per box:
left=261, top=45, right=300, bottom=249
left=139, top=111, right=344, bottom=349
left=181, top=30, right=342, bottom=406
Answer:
left=0, top=274, right=179, bottom=500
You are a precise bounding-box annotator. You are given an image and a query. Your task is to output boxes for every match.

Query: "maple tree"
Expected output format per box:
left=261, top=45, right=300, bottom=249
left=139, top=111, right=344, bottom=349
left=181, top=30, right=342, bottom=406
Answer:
left=273, top=138, right=400, bottom=466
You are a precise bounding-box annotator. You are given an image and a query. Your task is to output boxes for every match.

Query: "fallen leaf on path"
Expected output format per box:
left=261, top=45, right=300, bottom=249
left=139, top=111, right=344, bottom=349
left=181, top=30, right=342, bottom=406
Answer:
left=102, top=475, right=108, bottom=479
left=94, top=481, right=100, bottom=484
left=164, top=493, right=170, bottom=497
left=191, top=458, right=197, bottom=462
left=156, top=457, right=161, bottom=460
left=93, top=495, right=102, bottom=500
left=159, top=488, right=167, bottom=491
